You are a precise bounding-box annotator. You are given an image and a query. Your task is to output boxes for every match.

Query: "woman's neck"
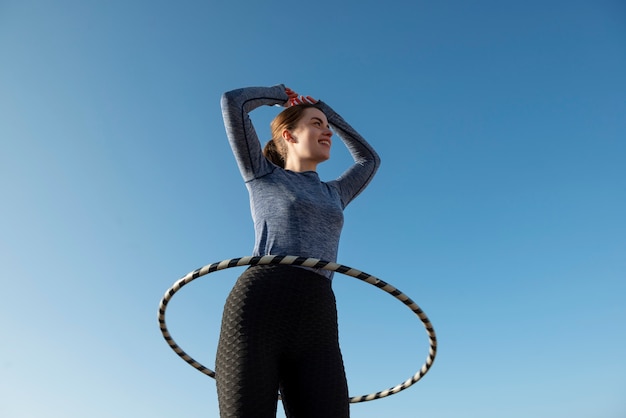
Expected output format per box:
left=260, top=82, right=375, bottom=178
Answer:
left=284, top=160, right=318, bottom=173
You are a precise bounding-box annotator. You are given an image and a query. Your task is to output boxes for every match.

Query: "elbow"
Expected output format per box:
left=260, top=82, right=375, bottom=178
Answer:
left=370, top=149, right=381, bottom=171
left=221, top=90, right=236, bottom=110
left=370, top=152, right=381, bottom=179
left=221, top=88, right=247, bottom=110
left=359, top=152, right=381, bottom=177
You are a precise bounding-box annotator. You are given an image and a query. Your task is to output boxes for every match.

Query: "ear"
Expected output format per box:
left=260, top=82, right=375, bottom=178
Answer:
left=282, top=129, right=296, bottom=143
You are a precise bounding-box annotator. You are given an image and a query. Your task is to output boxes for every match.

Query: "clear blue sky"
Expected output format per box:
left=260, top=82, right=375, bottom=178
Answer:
left=1, top=0, right=625, bottom=417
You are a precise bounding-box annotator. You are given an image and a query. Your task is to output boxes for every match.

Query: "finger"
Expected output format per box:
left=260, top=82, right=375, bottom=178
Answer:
left=298, top=95, right=317, bottom=104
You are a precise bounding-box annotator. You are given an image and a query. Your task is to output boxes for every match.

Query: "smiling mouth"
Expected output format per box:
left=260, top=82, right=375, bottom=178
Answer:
left=319, top=140, right=331, bottom=147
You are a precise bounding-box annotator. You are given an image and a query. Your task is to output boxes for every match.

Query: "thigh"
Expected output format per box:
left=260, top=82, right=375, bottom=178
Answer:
left=280, top=348, right=350, bottom=418
left=280, top=278, right=350, bottom=418
left=215, top=267, right=290, bottom=417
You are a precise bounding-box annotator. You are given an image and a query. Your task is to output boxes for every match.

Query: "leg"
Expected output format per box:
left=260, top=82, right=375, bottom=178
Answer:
left=215, top=268, right=287, bottom=418
left=279, top=274, right=350, bottom=418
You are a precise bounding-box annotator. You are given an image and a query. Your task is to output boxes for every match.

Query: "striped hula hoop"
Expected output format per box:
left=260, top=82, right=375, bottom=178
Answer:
left=158, top=255, right=437, bottom=403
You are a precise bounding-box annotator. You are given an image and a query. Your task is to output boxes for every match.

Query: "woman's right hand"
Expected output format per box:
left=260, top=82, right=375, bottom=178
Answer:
left=285, top=87, right=318, bottom=107
left=284, top=87, right=299, bottom=106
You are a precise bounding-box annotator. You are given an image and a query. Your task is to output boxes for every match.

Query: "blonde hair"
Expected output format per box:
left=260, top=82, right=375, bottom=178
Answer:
left=263, top=103, right=320, bottom=168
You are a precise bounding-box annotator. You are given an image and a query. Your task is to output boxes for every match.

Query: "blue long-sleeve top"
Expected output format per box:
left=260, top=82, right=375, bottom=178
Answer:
left=221, top=85, right=380, bottom=279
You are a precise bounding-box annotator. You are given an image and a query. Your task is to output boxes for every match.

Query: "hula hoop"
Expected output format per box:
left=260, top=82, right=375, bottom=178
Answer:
left=158, top=255, right=437, bottom=403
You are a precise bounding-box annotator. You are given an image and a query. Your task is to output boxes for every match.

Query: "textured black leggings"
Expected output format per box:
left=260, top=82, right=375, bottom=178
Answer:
left=215, top=265, right=349, bottom=418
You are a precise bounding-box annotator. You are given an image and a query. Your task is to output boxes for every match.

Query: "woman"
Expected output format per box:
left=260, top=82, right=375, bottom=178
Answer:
left=216, top=84, right=380, bottom=418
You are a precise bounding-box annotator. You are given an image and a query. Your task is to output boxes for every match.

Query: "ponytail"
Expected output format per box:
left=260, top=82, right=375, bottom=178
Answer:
left=263, top=139, right=285, bottom=168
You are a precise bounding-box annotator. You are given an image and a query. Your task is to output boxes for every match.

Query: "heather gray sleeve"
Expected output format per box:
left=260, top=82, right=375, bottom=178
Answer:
left=221, top=85, right=290, bottom=182
left=317, top=101, right=381, bottom=207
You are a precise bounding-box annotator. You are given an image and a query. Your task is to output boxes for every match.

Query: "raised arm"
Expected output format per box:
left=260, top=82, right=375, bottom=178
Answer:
left=221, top=85, right=290, bottom=182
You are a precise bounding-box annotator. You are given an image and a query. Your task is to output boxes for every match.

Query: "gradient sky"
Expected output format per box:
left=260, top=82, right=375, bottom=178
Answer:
left=1, top=1, right=625, bottom=417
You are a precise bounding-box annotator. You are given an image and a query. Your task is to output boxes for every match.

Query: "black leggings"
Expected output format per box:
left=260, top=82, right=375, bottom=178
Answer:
left=215, top=265, right=350, bottom=418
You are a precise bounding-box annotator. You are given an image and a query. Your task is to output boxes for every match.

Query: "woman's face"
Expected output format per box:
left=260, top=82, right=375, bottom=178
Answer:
left=285, top=107, right=333, bottom=170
